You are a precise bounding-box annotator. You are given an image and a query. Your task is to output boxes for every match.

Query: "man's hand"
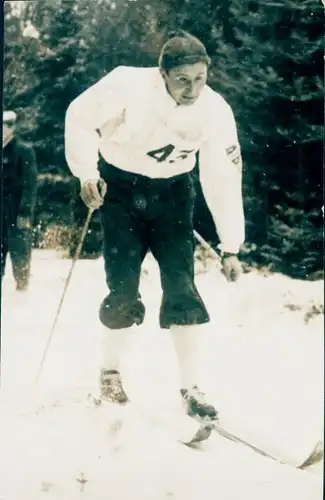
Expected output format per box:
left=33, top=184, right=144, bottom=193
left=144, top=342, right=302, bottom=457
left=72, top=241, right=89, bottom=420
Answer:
left=80, top=178, right=107, bottom=209
left=221, top=254, right=242, bottom=282
left=16, top=216, right=32, bottom=229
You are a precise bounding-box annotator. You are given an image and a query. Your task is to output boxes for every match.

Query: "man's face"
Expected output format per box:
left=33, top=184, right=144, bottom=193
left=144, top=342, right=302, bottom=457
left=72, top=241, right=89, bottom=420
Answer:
left=160, top=62, right=208, bottom=106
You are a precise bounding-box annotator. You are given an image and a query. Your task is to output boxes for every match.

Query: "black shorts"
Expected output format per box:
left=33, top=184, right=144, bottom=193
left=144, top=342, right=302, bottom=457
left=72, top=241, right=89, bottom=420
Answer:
left=98, top=162, right=210, bottom=329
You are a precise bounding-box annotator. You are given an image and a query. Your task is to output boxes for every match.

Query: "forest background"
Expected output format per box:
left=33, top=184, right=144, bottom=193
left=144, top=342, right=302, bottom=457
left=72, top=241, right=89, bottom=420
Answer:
left=3, top=0, right=323, bottom=278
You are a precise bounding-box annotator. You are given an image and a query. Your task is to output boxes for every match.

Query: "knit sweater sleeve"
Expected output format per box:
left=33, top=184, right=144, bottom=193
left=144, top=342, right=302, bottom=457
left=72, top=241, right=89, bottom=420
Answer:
left=199, top=96, right=245, bottom=254
left=64, top=66, right=129, bottom=185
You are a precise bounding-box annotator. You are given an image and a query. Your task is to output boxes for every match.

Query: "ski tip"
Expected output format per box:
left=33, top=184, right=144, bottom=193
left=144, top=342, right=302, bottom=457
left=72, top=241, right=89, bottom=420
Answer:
left=185, top=422, right=214, bottom=447
left=298, top=441, right=324, bottom=470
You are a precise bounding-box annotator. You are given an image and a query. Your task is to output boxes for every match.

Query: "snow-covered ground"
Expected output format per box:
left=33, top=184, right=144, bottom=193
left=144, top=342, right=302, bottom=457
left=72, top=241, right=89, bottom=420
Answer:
left=0, top=249, right=323, bottom=499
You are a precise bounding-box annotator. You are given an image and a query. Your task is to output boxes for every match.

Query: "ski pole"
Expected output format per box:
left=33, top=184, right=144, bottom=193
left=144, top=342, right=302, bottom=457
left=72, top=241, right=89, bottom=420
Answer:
left=193, top=230, right=221, bottom=262
left=194, top=230, right=242, bottom=282
left=34, top=207, right=94, bottom=384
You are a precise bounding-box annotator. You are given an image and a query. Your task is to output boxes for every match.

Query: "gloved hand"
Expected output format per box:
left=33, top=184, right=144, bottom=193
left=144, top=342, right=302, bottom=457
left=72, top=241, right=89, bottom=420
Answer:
left=16, top=216, right=32, bottom=229
left=80, top=178, right=107, bottom=209
left=221, top=254, right=242, bottom=282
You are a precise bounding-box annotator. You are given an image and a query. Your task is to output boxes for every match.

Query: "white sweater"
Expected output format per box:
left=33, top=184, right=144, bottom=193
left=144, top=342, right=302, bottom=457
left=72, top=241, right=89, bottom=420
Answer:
left=65, top=66, right=245, bottom=253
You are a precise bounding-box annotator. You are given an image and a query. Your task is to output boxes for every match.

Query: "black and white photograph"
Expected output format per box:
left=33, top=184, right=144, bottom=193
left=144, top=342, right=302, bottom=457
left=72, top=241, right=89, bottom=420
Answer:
left=0, top=0, right=324, bottom=498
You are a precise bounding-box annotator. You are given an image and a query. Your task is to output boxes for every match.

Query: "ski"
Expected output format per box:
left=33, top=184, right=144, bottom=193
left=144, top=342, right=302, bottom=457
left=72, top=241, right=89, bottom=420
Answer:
left=88, top=393, right=323, bottom=469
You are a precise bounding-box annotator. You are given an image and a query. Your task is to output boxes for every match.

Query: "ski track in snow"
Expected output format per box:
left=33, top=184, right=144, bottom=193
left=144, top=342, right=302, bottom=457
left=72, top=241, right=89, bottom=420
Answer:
left=0, top=250, right=323, bottom=499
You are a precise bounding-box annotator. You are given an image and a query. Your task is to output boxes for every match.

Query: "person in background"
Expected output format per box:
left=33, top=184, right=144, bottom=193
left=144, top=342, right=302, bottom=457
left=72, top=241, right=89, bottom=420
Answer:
left=1, top=110, right=38, bottom=291
left=65, top=30, right=245, bottom=444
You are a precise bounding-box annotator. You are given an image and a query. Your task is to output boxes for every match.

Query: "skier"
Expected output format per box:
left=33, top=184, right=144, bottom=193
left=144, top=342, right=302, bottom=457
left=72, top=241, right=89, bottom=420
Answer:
left=1, top=111, right=38, bottom=291
left=65, top=30, right=245, bottom=444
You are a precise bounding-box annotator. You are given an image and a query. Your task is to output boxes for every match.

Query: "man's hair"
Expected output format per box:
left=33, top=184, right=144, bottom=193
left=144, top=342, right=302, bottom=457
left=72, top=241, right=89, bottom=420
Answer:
left=159, top=30, right=211, bottom=71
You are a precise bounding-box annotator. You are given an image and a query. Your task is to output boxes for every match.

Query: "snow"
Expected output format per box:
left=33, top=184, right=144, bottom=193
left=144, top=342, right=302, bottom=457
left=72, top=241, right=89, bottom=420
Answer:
left=0, top=249, right=323, bottom=499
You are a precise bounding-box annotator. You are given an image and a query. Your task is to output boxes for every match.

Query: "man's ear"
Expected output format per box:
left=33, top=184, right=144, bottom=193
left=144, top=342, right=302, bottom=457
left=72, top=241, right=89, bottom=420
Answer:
left=159, top=67, right=167, bottom=82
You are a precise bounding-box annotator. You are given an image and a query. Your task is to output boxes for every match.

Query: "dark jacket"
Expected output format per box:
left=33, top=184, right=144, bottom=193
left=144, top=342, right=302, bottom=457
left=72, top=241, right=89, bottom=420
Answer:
left=2, top=138, right=38, bottom=220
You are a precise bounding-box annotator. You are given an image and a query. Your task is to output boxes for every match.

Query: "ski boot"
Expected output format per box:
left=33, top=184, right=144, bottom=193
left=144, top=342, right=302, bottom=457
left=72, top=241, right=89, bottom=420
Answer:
left=16, top=280, right=28, bottom=292
left=180, top=386, right=218, bottom=445
left=181, top=386, right=219, bottom=422
left=100, top=369, right=129, bottom=404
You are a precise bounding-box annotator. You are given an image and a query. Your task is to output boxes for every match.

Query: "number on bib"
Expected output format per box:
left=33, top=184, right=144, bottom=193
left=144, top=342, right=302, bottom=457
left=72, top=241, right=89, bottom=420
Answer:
left=147, top=144, right=195, bottom=163
left=147, top=144, right=175, bottom=162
